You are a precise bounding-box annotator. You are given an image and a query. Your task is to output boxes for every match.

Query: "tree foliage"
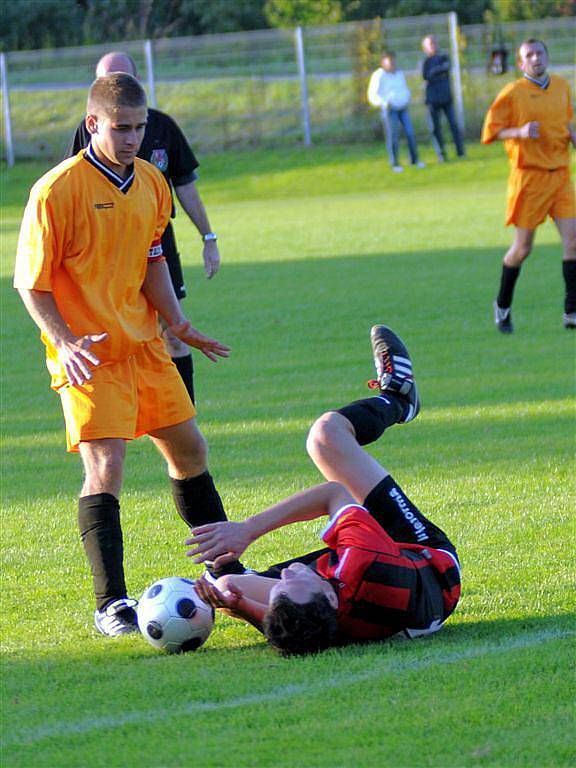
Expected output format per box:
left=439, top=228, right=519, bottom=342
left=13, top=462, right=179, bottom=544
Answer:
left=264, top=0, right=343, bottom=27
left=491, top=0, right=575, bottom=20
left=1, top=0, right=573, bottom=51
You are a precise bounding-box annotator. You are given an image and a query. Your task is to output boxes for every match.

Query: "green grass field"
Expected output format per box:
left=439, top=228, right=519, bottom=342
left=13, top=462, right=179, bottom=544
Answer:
left=1, top=142, right=575, bottom=767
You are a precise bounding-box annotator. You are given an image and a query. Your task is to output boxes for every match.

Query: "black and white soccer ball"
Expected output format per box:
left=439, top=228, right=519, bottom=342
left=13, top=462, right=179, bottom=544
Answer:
left=137, top=577, right=214, bottom=653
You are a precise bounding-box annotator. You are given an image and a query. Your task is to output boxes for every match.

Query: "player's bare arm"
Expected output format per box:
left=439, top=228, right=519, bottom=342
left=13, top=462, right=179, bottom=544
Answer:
left=142, top=259, right=230, bottom=361
left=186, top=481, right=353, bottom=569
left=174, top=181, right=221, bottom=279
left=17, top=288, right=107, bottom=386
left=497, top=122, right=540, bottom=140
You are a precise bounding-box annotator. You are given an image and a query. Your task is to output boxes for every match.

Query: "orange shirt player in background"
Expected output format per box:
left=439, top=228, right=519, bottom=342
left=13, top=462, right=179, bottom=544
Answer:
left=14, top=73, right=245, bottom=638
left=481, top=39, right=576, bottom=333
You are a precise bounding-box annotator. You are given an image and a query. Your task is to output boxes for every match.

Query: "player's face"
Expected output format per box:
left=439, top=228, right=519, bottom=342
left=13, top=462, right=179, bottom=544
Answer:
left=269, top=562, right=338, bottom=607
left=518, top=42, right=548, bottom=79
left=87, top=105, right=147, bottom=173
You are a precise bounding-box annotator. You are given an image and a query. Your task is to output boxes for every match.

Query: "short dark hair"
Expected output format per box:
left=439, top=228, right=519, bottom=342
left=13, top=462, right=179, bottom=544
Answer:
left=263, top=593, right=338, bottom=656
left=518, top=38, right=548, bottom=58
left=382, top=51, right=396, bottom=61
left=87, top=73, right=146, bottom=117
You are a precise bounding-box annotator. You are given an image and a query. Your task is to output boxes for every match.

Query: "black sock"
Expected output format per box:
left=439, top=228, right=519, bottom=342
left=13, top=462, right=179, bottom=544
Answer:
left=337, top=395, right=405, bottom=446
left=78, top=493, right=126, bottom=611
left=363, top=476, right=445, bottom=546
left=496, top=265, right=521, bottom=309
left=170, top=472, right=245, bottom=576
left=172, top=354, right=195, bottom=404
left=562, top=261, right=576, bottom=314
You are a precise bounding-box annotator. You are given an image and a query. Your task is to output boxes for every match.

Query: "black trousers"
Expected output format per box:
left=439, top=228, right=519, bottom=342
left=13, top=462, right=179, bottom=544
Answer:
left=427, top=102, right=465, bottom=158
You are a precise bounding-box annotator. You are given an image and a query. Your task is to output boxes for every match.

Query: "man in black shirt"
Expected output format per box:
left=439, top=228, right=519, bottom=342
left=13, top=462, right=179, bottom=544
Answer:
left=66, top=51, right=220, bottom=403
left=421, top=35, right=465, bottom=162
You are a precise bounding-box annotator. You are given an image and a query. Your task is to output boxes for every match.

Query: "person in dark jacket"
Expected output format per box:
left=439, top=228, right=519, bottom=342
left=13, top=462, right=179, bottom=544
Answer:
left=421, top=35, right=465, bottom=161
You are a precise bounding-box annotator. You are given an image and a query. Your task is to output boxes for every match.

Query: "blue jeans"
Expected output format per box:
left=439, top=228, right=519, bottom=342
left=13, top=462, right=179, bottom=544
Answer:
left=381, top=106, right=419, bottom=166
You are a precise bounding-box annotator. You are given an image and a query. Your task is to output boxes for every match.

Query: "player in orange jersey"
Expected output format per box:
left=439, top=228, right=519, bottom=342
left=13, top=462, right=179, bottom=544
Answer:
left=482, top=39, right=576, bottom=332
left=14, top=73, right=244, bottom=638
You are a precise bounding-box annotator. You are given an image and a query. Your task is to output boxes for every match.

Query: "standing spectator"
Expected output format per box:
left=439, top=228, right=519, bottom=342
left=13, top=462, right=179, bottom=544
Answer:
left=368, top=52, right=425, bottom=173
left=482, top=39, right=576, bottom=332
left=66, top=51, right=219, bottom=404
left=421, top=35, right=465, bottom=162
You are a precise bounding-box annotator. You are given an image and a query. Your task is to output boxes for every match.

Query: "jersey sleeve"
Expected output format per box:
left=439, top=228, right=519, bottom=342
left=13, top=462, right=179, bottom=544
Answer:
left=482, top=85, right=513, bottom=144
left=166, top=115, right=200, bottom=187
left=14, top=188, right=63, bottom=291
left=148, top=172, right=174, bottom=262
left=321, top=504, right=394, bottom=551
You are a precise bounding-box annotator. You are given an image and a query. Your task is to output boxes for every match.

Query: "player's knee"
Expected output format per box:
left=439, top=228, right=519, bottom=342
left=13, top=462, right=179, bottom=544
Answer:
left=306, top=412, right=344, bottom=461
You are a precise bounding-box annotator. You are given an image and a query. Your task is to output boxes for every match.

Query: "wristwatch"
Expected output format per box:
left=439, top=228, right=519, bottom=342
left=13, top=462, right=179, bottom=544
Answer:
left=202, top=232, right=218, bottom=242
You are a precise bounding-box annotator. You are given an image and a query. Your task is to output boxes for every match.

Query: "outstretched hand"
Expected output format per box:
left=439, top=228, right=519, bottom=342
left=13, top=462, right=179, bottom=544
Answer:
left=194, top=575, right=244, bottom=611
left=185, top=521, right=252, bottom=570
left=56, top=333, right=108, bottom=386
left=167, top=322, right=230, bottom=362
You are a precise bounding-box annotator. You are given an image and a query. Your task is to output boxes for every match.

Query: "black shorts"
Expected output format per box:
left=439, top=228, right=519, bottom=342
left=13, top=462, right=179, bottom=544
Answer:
left=162, top=223, right=186, bottom=300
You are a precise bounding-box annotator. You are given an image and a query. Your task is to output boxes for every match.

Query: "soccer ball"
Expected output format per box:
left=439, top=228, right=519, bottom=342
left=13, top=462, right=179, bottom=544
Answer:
left=137, top=577, right=214, bottom=653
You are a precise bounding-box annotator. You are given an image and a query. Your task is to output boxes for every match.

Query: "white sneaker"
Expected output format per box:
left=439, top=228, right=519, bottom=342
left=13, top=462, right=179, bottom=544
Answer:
left=563, top=312, right=576, bottom=329
left=392, top=165, right=404, bottom=173
left=94, top=597, right=139, bottom=636
left=415, top=161, right=426, bottom=169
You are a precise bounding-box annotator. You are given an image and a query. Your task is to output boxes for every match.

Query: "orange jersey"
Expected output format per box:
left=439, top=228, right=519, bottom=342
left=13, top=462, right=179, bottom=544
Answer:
left=481, top=74, right=573, bottom=170
left=14, top=150, right=172, bottom=380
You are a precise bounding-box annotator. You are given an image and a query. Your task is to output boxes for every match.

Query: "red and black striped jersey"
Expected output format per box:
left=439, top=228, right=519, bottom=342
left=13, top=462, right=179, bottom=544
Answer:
left=314, top=504, right=461, bottom=642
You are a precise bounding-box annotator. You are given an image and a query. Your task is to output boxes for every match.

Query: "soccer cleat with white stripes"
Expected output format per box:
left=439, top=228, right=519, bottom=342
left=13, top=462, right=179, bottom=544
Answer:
left=493, top=301, right=513, bottom=334
left=94, top=597, right=139, bottom=637
left=563, top=312, right=576, bottom=329
left=368, top=324, right=420, bottom=424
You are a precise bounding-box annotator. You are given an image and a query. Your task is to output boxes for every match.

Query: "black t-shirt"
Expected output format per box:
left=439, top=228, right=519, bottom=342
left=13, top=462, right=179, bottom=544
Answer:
left=422, top=54, right=453, bottom=107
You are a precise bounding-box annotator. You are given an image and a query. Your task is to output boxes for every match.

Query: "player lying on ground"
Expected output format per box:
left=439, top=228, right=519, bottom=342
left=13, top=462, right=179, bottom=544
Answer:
left=188, top=326, right=462, bottom=655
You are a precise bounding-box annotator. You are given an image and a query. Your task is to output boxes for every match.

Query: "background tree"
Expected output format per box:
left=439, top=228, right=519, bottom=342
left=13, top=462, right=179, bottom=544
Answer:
left=264, top=0, right=343, bottom=27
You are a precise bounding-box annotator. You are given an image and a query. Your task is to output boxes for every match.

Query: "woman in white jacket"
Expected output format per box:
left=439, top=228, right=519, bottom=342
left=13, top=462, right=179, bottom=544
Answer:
left=367, top=52, right=425, bottom=173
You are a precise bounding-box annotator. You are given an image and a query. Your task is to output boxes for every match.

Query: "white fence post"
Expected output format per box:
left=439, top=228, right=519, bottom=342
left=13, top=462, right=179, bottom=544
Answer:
left=448, top=11, right=465, bottom=133
left=144, top=39, right=157, bottom=108
left=294, top=26, right=312, bottom=146
left=0, top=53, right=15, bottom=167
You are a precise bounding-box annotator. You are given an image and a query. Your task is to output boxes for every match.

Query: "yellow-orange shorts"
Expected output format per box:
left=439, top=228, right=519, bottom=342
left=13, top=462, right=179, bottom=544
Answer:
left=57, top=336, right=196, bottom=452
left=506, top=167, right=575, bottom=229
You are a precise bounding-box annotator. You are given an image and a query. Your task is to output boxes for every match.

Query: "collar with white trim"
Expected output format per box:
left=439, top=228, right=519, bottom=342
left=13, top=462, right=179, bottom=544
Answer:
left=84, top=142, right=135, bottom=194
left=523, top=73, right=550, bottom=89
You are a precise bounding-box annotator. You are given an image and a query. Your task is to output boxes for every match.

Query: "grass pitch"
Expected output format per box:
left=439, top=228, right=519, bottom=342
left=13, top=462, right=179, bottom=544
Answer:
left=1, top=142, right=575, bottom=767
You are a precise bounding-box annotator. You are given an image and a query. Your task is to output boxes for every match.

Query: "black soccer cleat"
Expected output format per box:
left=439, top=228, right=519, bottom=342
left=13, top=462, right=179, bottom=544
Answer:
left=563, top=312, right=576, bottom=329
left=368, top=325, right=420, bottom=424
left=493, top=301, right=514, bottom=334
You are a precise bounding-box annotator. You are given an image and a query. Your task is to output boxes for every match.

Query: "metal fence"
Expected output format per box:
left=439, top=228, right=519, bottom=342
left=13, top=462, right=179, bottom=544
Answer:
left=1, top=13, right=574, bottom=163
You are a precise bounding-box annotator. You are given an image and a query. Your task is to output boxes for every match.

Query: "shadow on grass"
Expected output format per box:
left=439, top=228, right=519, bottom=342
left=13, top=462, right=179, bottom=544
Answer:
left=2, top=244, right=572, bottom=503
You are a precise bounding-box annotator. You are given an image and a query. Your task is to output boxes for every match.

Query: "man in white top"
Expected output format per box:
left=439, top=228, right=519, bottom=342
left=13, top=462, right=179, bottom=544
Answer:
left=368, top=52, right=425, bottom=173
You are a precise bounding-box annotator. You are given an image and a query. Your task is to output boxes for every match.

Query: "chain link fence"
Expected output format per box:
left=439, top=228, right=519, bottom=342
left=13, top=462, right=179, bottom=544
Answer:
left=1, top=13, right=574, bottom=162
